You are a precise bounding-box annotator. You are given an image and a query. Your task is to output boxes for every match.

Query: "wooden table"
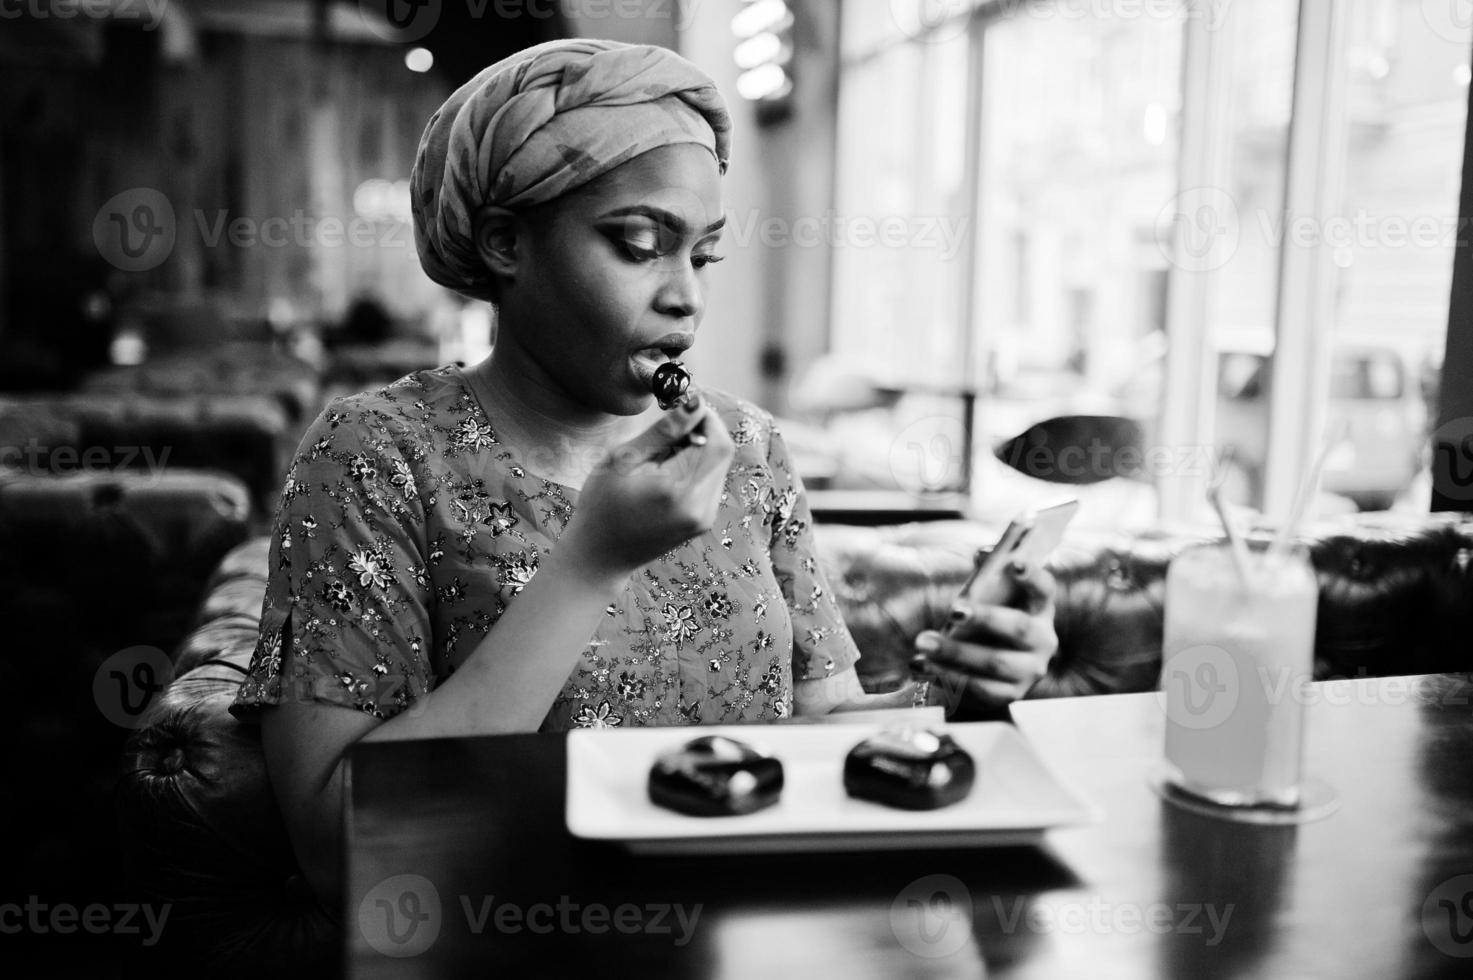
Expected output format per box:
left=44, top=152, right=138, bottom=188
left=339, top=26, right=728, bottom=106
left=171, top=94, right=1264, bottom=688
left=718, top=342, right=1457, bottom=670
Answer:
left=343, top=674, right=1473, bottom=978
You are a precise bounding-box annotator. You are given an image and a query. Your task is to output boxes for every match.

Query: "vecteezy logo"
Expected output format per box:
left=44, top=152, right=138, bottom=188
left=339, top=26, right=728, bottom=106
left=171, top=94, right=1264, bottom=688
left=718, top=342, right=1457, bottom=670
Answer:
left=890, top=873, right=974, bottom=959
left=359, top=874, right=442, bottom=958
left=1156, top=186, right=1240, bottom=273
left=887, top=415, right=968, bottom=497
left=93, top=646, right=174, bottom=729
left=890, top=0, right=973, bottom=44
left=93, top=189, right=176, bottom=273
left=1159, top=644, right=1238, bottom=731
left=1422, top=874, right=1473, bottom=957
left=358, top=0, right=442, bottom=43
left=1421, top=0, right=1473, bottom=44
left=1431, top=417, right=1473, bottom=503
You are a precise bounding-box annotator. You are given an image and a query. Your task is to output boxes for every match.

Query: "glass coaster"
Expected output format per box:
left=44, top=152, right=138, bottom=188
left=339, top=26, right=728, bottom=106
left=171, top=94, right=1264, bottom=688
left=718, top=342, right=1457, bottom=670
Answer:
left=1146, top=765, right=1341, bottom=825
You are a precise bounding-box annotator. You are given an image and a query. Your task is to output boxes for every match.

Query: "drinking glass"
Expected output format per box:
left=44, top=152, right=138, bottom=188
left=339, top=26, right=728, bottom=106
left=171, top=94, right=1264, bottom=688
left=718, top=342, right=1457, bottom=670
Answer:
left=1153, top=540, right=1338, bottom=822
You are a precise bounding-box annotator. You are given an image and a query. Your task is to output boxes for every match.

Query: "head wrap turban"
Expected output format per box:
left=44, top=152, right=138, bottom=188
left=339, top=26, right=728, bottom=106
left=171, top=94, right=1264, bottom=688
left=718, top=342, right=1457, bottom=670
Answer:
left=411, top=38, right=732, bottom=301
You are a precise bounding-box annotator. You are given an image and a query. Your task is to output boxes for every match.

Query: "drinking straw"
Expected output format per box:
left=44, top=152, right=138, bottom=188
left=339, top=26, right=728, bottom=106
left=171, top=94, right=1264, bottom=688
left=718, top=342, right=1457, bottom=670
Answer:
left=1208, top=483, right=1253, bottom=590
left=1269, top=417, right=1347, bottom=560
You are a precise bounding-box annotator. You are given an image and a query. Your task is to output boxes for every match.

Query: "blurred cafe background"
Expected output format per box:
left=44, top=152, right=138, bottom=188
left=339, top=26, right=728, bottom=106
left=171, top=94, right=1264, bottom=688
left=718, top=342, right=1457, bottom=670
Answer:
left=2, top=0, right=1470, bottom=528
left=3, top=0, right=1473, bottom=974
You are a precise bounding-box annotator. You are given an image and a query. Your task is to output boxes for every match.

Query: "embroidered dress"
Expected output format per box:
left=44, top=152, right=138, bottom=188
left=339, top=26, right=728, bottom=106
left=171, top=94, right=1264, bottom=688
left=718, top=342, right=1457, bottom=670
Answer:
left=229, top=365, right=858, bottom=731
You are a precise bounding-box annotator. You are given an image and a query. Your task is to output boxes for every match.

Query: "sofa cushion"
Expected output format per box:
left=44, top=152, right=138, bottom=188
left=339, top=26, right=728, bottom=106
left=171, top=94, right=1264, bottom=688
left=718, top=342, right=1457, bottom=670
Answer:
left=0, top=392, right=294, bottom=514
left=0, top=468, right=254, bottom=943
left=1307, top=515, right=1473, bottom=678
left=117, top=689, right=337, bottom=978
left=0, top=468, right=254, bottom=650
left=80, top=343, right=322, bottom=427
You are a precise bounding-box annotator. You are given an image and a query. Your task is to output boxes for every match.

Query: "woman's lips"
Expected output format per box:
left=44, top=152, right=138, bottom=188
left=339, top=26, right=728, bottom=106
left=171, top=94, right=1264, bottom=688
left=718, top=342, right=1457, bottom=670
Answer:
left=631, top=349, right=671, bottom=387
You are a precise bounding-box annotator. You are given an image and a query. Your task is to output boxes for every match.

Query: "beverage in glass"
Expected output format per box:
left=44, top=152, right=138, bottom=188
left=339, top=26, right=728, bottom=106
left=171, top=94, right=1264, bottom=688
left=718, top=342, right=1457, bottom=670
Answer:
left=1160, top=542, right=1318, bottom=807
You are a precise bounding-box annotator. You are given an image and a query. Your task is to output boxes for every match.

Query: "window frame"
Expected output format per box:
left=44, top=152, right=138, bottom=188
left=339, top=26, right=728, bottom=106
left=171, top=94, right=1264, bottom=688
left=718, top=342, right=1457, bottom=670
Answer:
left=834, top=0, right=1468, bottom=519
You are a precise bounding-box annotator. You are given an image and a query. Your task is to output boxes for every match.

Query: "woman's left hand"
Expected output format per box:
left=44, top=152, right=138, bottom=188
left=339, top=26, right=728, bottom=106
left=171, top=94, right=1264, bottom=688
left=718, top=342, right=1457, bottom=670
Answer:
left=912, top=560, right=1059, bottom=714
left=792, top=668, right=922, bottom=716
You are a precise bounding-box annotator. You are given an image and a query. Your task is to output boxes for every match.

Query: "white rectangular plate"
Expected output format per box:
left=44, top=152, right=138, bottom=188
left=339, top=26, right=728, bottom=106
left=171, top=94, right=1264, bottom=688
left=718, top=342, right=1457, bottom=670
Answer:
left=565, top=721, right=1102, bottom=855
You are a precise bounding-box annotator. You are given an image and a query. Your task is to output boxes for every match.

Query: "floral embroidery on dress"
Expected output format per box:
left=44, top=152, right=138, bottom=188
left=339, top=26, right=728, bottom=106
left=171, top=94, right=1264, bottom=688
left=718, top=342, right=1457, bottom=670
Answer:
left=662, top=602, right=702, bottom=649
left=258, top=625, right=283, bottom=680
left=496, top=551, right=539, bottom=595
left=759, top=658, right=783, bottom=695
left=765, top=486, right=798, bottom=531
left=322, top=580, right=355, bottom=614
left=437, top=576, right=468, bottom=605
left=348, top=454, right=377, bottom=483
left=617, top=671, right=647, bottom=701
left=485, top=500, right=518, bottom=535
left=704, top=592, right=734, bottom=619
left=450, top=416, right=497, bottom=454
left=229, top=368, right=861, bottom=730
left=573, top=699, right=624, bottom=728
left=348, top=547, right=393, bottom=591
left=388, top=456, right=417, bottom=499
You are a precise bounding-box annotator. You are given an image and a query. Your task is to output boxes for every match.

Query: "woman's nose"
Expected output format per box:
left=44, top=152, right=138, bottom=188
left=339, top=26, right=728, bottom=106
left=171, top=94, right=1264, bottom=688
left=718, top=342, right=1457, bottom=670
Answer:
left=655, top=262, right=703, bottom=321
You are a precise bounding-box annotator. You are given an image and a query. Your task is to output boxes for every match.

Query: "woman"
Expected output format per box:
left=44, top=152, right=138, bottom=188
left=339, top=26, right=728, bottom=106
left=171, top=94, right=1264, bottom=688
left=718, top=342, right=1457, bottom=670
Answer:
left=230, top=38, right=1058, bottom=909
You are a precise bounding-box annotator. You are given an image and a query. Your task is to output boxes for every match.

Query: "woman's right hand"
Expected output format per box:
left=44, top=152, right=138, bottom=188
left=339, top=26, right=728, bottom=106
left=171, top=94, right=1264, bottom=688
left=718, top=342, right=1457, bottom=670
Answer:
left=561, top=393, right=736, bottom=578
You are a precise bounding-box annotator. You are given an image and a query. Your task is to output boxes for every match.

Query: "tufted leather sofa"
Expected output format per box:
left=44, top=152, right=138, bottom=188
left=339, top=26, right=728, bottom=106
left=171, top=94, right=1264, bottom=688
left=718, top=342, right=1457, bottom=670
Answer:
left=115, top=511, right=1473, bottom=976
left=0, top=391, right=296, bottom=517
left=0, top=466, right=254, bottom=972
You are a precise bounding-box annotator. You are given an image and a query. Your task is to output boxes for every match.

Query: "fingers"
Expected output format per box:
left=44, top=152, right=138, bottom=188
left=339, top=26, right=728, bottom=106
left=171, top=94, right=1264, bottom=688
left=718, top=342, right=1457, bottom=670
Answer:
left=1007, top=559, right=1058, bottom=614
left=658, top=397, right=734, bottom=487
left=826, top=682, right=927, bottom=714
left=603, top=393, right=734, bottom=479
left=863, top=682, right=926, bottom=710
left=944, top=599, right=1053, bottom=652
left=911, top=629, right=1051, bottom=712
left=620, top=392, right=711, bottom=462
left=913, top=631, right=1046, bottom=684
left=936, top=672, right=1019, bottom=711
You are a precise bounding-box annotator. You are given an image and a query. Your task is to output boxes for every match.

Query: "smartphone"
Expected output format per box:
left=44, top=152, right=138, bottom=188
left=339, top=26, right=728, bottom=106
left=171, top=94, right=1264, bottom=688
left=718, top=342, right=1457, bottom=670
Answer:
left=945, top=498, right=1079, bottom=630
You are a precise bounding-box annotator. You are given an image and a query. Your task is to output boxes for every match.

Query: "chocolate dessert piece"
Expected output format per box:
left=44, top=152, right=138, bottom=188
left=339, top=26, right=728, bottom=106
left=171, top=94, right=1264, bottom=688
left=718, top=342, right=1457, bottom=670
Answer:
left=652, top=361, right=692, bottom=410
left=843, top=728, right=976, bottom=810
left=648, top=735, right=784, bottom=817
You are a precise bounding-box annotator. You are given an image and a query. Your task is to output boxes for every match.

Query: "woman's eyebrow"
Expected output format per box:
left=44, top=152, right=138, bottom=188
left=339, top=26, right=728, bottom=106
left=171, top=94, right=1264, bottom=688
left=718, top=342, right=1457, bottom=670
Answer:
left=597, top=205, right=726, bottom=235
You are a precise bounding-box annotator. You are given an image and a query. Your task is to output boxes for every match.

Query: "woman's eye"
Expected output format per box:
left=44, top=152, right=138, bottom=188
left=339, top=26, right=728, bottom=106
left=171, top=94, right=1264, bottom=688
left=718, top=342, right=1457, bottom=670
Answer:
left=621, top=236, right=662, bottom=261
left=693, top=253, right=726, bottom=269
left=618, top=223, right=683, bottom=262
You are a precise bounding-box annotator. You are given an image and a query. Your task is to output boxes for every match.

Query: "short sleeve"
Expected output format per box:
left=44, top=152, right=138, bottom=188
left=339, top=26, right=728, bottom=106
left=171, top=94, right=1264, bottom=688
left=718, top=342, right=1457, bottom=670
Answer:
left=230, top=400, right=434, bottom=721
left=763, top=417, right=862, bottom=682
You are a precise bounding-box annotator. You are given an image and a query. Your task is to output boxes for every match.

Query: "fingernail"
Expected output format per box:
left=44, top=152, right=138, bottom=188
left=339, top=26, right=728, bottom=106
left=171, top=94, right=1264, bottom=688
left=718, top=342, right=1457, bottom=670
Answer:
left=914, top=632, right=940, bottom=653
left=948, top=603, right=967, bottom=622
left=682, top=393, right=703, bottom=413
left=687, top=432, right=708, bottom=447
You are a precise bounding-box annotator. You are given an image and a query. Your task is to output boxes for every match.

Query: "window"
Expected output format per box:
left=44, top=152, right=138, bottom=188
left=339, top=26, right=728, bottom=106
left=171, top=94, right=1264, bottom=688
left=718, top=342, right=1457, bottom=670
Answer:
left=830, top=0, right=1469, bottom=523
left=1319, top=0, right=1468, bottom=508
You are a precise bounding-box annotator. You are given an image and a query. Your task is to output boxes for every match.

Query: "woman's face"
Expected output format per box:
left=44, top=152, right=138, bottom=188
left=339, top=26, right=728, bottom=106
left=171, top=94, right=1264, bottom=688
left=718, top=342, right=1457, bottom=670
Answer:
left=498, top=142, right=725, bottom=418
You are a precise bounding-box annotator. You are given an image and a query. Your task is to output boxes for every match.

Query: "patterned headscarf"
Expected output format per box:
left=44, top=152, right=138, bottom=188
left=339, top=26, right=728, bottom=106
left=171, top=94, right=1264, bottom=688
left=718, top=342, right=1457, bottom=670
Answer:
left=411, top=38, right=732, bottom=301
